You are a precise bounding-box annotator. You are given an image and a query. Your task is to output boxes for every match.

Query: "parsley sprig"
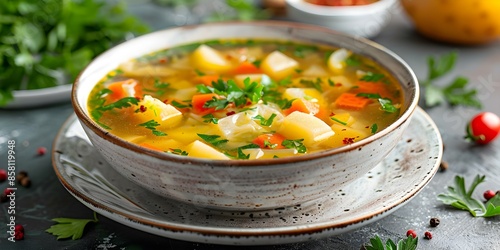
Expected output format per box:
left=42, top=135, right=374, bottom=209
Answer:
left=197, top=134, right=228, bottom=147
left=282, top=139, right=307, bottom=153
left=364, top=235, right=418, bottom=250
left=356, top=93, right=399, bottom=113
left=46, top=212, right=98, bottom=240
left=197, top=78, right=263, bottom=110
left=138, top=120, right=167, bottom=136
left=421, top=52, right=481, bottom=108
left=438, top=175, right=500, bottom=217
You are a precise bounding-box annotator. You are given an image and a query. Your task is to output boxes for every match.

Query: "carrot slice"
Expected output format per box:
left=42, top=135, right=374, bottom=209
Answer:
left=353, top=81, right=392, bottom=98
left=191, top=93, right=220, bottom=115
left=139, top=143, right=163, bottom=151
left=233, top=61, right=262, bottom=75
left=252, top=133, right=286, bottom=149
left=335, top=93, right=370, bottom=110
left=195, top=75, right=220, bottom=86
left=283, top=98, right=320, bottom=116
left=107, top=79, right=141, bottom=101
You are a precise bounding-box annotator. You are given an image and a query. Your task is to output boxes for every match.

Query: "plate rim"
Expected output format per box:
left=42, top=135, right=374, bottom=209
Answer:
left=51, top=106, right=443, bottom=244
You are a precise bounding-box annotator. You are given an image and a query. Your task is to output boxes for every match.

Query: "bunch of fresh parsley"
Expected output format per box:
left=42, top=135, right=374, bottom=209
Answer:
left=364, top=235, right=418, bottom=250
left=421, top=52, right=482, bottom=108
left=0, top=0, right=149, bottom=106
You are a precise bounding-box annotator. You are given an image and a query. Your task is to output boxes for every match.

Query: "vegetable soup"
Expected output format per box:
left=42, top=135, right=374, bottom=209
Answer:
left=87, top=39, right=403, bottom=160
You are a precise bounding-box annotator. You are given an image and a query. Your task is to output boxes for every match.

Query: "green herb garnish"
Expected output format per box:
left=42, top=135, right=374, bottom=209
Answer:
left=46, top=212, right=98, bottom=240
left=421, top=52, right=481, bottom=108
left=356, top=93, right=399, bottom=113
left=253, top=113, right=277, bottom=126
left=370, top=123, right=378, bottom=134
left=282, top=139, right=307, bottom=153
left=138, top=120, right=167, bottom=136
left=331, top=117, right=347, bottom=126
left=197, top=134, right=228, bottom=147
left=91, top=96, right=139, bottom=126
left=438, top=175, right=500, bottom=217
left=202, top=114, right=219, bottom=124
left=167, top=148, right=188, bottom=156
left=170, top=100, right=190, bottom=109
left=199, top=78, right=263, bottom=110
left=360, top=72, right=386, bottom=82
left=299, top=78, right=323, bottom=92
left=364, top=235, right=418, bottom=250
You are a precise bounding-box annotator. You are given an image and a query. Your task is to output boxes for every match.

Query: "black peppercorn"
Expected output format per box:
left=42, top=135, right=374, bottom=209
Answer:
left=430, top=217, right=440, bottom=227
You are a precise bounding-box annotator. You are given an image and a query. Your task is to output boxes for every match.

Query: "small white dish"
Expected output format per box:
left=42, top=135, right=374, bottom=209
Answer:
left=285, top=0, right=397, bottom=38
left=52, top=107, right=442, bottom=246
left=5, top=84, right=72, bottom=109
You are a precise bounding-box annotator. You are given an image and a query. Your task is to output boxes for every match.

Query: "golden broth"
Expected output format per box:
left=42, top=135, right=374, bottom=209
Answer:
left=88, top=39, right=403, bottom=160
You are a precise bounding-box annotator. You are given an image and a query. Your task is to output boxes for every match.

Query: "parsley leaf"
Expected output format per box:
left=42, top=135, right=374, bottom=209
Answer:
left=370, top=123, right=378, bottom=134
left=364, top=235, right=418, bottom=250
left=253, top=113, right=277, bottom=126
left=202, top=114, right=219, bottom=124
left=97, top=97, right=139, bottom=112
left=356, top=93, right=399, bottom=113
left=167, top=148, right=188, bottom=156
left=46, top=212, right=98, bottom=240
left=360, top=72, right=386, bottom=82
left=421, top=52, right=481, bottom=108
left=299, top=78, right=323, bottom=92
left=138, top=120, right=167, bottom=136
left=438, top=175, right=500, bottom=217
left=197, top=134, right=228, bottom=147
left=282, top=139, right=307, bottom=153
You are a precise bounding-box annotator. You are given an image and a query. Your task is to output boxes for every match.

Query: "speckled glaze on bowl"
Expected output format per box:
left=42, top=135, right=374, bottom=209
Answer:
left=285, top=0, right=397, bottom=38
left=72, top=21, right=419, bottom=211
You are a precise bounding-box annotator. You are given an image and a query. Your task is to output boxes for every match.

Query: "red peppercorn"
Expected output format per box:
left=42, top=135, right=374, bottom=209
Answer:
left=406, top=229, right=417, bottom=238
left=484, top=190, right=496, bottom=200
left=139, top=105, right=147, bottom=113
left=14, top=231, right=24, bottom=240
left=226, top=111, right=236, bottom=116
left=0, top=169, right=7, bottom=182
left=424, top=231, right=432, bottom=240
left=37, top=146, right=47, bottom=156
left=15, top=224, right=24, bottom=233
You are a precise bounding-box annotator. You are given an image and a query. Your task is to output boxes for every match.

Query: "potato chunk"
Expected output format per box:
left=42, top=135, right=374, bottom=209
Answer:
left=136, top=95, right=182, bottom=128
left=185, top=140, right=229, bottom=160
left=191, top=45, right=232, bottom=73
left=261, top=51, right=299, bottom=80
left=277, top=111, right=334, bottom=146
left=321, top=124, right=370, bottom=148
left=327, top=48, right=352, bottom=73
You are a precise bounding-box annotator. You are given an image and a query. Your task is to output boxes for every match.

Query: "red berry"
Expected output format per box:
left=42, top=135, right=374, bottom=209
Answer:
left=14, top=230, right=24, bottom=240
left=15, top=224, right=24, bottom=233
left=4, top=188, right=13, bottom=196
left=0, top=169, right=7, bottom=182
left=465, top=112, right=500, bottom=144
left=406, top=229, right=417, bottom=238
left=484, top=190, right=496, bottom=200
left=37, top=147, right=47, bottom=156
left=424, top=231, right=432, bottom=240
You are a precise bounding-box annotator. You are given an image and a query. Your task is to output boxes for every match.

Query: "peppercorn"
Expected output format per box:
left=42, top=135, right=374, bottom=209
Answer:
left=430, top=217, right=440, bottom=227
left=424, top=231, right=432, bottom=240
left=16, top=171, right=28, bottom=182
left=20, top=177, right=31, bottom=188
left=406, top=229, right=417, bottom=238
left=439, top=161, right=449, bottom=172
left=37, top=146, right=47, bottom=156
left=484, top=190, right=496, bottom=201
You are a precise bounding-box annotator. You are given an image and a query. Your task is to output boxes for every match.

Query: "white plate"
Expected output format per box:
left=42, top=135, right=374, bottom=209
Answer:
left=52, top=107, right=442, bottom=246
left=5, top=84, right=72, bottom=109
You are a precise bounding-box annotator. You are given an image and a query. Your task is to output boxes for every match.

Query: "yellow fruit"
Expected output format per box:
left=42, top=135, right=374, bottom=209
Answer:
left=401, top=0, right=500, bottom=45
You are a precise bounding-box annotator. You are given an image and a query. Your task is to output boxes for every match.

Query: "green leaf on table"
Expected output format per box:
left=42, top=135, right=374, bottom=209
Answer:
left=364, top=235, right=418, bottom=250
left=46, top=212, right=98, bottom=240
left=438, top=175, right=500, bottom=217
left=421, top=52, right=482, bottom=108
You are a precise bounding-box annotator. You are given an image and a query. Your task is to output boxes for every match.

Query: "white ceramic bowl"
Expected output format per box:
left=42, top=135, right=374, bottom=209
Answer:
left=72, top=21, right=419, bottom=211
left=285, top=0, right=397, bottom=38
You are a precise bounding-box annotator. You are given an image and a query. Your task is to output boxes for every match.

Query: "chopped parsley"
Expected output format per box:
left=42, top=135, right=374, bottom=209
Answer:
left=167, top=148, right=188, bottom=156
left=202, top=114, right=219, bottom=124
left=360, top=72, right=386, bottom=82
left=253, top=113, right=277, bottom=126
left=370, top=123, right=378, bottom=134
left=138, top=120, right=167, bottom=136
left=331, top=117, right=347, bottom=126
left=282, top=139, right=307, bottom=153
left=197, top=134, right=228, bottom=147
left=299, top=78, right=323, bottom=92
left=356, top=93, right=399, bottom=113
left=197, top=78, right=263, bottom=110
